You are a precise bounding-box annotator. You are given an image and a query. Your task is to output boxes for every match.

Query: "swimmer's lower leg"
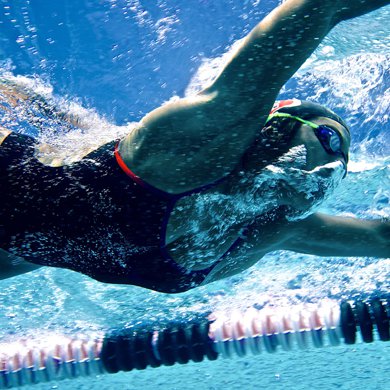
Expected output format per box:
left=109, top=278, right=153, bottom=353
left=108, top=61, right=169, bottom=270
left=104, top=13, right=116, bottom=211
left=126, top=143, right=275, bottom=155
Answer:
left=0, top=78, right=85, bottom=129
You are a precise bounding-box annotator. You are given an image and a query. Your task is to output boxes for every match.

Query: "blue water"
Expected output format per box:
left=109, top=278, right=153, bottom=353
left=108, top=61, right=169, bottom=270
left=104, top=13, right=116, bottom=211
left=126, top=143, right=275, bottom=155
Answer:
left=0, top=1, right=389, bottom=389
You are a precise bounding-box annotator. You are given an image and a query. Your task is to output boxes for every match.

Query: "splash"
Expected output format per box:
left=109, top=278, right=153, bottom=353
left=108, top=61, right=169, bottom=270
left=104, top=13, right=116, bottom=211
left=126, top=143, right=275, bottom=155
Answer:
left=0, top=1, right=388, bottom=346
left=0, top=71, right=132, bottom=165
left=178, top=144, right=345, bottom=267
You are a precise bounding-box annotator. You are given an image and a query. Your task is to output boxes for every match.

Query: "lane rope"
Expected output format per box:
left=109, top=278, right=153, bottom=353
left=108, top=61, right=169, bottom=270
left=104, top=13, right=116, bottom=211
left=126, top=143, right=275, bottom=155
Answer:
left=0, top=298, right=388, bottom=388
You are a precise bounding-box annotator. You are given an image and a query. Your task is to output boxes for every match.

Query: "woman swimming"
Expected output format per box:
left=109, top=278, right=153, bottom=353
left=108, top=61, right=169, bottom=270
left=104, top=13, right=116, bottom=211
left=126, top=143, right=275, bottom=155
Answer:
left=1, top=0, right=389, bottom=293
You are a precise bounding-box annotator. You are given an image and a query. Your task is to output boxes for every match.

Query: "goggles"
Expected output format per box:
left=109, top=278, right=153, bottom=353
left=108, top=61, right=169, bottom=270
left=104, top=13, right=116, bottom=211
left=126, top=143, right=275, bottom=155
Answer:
left=267, top=112, right=348, bottom=177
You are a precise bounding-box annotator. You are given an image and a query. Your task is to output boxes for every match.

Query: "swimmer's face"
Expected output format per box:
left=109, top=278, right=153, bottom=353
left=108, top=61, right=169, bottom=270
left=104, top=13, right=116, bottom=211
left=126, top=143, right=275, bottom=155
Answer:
left=290, top=116, right=351, bottom=172
left=276, top=117, right=350, bottom=213
left=239, top=116, right=350, bottom=217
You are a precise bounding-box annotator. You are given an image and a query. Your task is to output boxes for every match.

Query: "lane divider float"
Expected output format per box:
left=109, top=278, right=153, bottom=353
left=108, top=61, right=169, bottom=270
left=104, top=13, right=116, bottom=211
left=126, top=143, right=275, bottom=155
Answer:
left=0, top=298, right=388, bottom=388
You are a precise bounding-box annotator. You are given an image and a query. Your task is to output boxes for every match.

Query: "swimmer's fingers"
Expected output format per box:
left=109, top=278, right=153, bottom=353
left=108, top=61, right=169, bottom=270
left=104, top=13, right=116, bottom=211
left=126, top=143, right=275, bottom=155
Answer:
left=334, top=0, right=390, bottom=23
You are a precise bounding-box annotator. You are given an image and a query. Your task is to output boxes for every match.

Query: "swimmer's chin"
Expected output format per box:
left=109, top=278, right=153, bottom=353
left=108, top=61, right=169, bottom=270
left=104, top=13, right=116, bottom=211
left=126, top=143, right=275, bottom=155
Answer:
left=309, top=160, right=346, bottom=177
left=274, top=161, right=345, bottom=211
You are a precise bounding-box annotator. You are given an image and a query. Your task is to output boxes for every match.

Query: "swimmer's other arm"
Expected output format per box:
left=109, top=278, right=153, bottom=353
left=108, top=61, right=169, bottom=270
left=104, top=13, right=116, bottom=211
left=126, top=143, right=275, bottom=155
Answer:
left=209, top=212, right=390, bottom=282
left=282, top=213, right=390, bottom=258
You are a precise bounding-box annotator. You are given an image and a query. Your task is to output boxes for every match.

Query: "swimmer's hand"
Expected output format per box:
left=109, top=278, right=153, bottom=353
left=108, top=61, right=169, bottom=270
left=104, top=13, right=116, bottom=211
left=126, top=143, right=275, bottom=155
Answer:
left=334, top=0, right=390, bottom=24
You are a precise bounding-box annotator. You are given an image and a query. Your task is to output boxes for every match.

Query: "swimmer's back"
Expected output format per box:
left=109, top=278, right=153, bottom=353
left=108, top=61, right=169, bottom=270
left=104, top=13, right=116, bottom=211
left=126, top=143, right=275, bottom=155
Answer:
left=0, top=132, right=227, bottom=292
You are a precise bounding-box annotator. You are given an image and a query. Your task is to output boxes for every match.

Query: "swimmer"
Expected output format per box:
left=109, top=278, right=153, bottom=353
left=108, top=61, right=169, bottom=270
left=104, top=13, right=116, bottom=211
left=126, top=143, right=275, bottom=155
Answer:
left=1, top=0, right=389, bottom=293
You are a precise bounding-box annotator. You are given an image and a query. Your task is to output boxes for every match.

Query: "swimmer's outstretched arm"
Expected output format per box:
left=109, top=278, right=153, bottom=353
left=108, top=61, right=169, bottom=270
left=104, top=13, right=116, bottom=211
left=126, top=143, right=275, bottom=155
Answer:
left=202, top=212, right=389, bottom=283
left=282, top=213, right=390, bottom=258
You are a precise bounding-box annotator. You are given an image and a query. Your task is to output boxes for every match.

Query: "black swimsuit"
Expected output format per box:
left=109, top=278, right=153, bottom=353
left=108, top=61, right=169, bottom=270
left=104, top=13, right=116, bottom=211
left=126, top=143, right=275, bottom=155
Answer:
left=0, top=132, right=244, bottom=293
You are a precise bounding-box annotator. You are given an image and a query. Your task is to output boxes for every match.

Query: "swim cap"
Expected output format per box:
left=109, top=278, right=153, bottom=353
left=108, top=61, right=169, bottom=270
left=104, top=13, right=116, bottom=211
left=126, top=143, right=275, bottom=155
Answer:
left=268, top=99, right=350, bottom=134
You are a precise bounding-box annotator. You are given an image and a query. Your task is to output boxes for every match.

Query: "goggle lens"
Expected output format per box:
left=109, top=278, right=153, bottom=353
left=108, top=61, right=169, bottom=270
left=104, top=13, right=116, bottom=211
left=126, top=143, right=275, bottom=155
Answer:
left=315, top=126, right=342, bottom=155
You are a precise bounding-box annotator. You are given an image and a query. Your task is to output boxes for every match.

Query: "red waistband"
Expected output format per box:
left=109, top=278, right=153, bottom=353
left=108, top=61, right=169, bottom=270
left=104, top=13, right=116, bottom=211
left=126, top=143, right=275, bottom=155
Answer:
left=114, top=141, right=230, bottom=199
left=114, top=142, right=146, bottom=187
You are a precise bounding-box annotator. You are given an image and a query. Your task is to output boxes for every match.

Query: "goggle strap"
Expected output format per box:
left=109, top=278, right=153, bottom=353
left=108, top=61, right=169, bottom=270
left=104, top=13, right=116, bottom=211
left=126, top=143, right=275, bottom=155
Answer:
left=266, top=112, right=348, bottom=178
left=266, top=112, right=319, bottom=129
